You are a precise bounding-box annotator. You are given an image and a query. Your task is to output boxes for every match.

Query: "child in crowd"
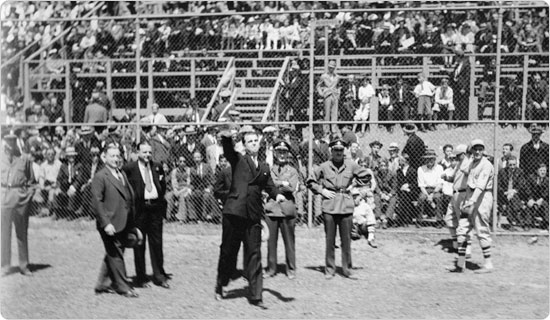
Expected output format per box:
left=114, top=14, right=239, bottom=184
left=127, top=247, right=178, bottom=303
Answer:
left=350, top=165, right=378, bottom=248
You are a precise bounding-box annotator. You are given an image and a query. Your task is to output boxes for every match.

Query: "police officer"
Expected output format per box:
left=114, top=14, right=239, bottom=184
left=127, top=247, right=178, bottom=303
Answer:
left=449, top=139, right=494, bottom=274
left=1, top=132, right=35, bottom=276
left=264, top=140, right=299, bottom=280
left=308, top=138, right=371, bottom=279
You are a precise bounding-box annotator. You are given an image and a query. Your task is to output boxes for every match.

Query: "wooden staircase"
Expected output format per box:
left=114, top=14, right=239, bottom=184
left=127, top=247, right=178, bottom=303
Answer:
left=232, top=58, right=285, bottom=121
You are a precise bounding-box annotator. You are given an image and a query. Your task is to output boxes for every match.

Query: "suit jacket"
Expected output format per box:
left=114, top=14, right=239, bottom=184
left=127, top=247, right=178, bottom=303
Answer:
left=84, top=102, right=108, bottom=124
left=214, top=165, right=232, bottom=204
left=452, top=58, right=471, bottom=92
left=91, top=167, right=135, bottom=232
left=528, top=174, right=549, bottom=202
left=75, top=137, right=101, bottom=165
left=300, top=140, right=330, bottom=166
left=391, top=83, right=414, bottom=105
left=402, top=133, right=426, bottom=169
left=498, top=167, right=531, bottom=204
left=57, top=162, right=84, bottom=193
left=520, top=140, right=550, bottom=177
left=123, top=161, right=167, bottom=214
left=190, top=162, right=214, bottom=191
left=222, top=136, right=280, bottom=222
left=150, top=134, right=171, bottom=164
left=396, top=165, right=419, bottom=198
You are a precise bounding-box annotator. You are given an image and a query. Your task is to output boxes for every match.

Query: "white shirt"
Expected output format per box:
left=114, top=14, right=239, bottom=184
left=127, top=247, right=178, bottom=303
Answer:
left=434, top=86, right=454, bottom=105
left=417, top=164, right=444, bottom=189
left=138, top=161, right=159, bottom=200
left=414, top=81, right=436, bottom=97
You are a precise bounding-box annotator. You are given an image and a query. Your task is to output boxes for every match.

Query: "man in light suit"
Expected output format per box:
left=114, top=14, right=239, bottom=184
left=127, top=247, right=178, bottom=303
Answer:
left=92, top=145, right=141, bottom=297
left=123, top=141, right=170, bottom=289
left=215, top=126, right=285, bottom=309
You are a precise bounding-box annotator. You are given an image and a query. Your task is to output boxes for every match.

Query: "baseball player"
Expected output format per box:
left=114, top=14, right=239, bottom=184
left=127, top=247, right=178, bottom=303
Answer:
left=448, top=139, right=494, bottom=273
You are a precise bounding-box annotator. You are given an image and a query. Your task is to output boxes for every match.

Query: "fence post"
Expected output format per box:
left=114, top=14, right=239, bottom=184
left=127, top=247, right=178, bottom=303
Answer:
left=191, top=59, right=196, bottom=99
left=64, top=60, right=71, bottom=124
left=308, top=15, right=315, bottom=228
left=135, top=16, right=141, bottom=144
left=148, top=60, right=153, bottom=106
left=24, top=61, right=30, bottom=110
left=521, top=54, right=529, bottom=121
left=492, top=7, right=504, bottom=232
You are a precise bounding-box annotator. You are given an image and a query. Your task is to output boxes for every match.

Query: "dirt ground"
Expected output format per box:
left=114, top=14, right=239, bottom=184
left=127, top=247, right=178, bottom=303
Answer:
left=0, top=218, right=548, bottom=319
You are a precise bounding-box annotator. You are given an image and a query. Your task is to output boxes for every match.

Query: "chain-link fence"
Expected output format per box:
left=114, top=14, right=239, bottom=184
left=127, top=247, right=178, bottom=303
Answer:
left=2, top=3, right=549, bottom=233
left=1, top=121, right=548, bottom=234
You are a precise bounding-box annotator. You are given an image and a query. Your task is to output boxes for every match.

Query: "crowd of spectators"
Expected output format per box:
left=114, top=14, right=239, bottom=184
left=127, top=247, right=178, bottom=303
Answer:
left=4, top=119, right=547, bottom=231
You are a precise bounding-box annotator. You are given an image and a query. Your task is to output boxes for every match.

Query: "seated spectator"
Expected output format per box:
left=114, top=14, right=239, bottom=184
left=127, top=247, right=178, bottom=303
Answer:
left=517, top=23, right=542, bottom=53
left=433, top=76, right=454, bottom=123
left=417, top=24, right=441, bottom=63
left=348, top=142, right=364, bottom=164
left=45, top=95, right=65, bottom=124
left=79, top=145, right=102, bottom=218
left=38, top=147, right=61, bottom=217
left=498, top=143, right=516, bottom=171
left=374, top=159, right=397, bottom=229
left=365, top=140, right=386, bottom=173
left=387, top=142, right=400, bottom=175
left=414, top=73, right=436, bottom=131
left=166, top=156, right=192, bottom=222
left=394, top=155, right=419, bottom=227
left=416, top=149, right=444, bottom=227
left=440, top=23, right=459, bottom=67
left=350, top=166, right=377, bottom=247
left=55, top=147, right=83, bottom=219
left=526, top=73, right=549, bottom=123
left=456, top=22, right=475, bottom=53
left=213, top=154, right=231, bottom=206
left=498, top=156, right=531, bottom=231
left=526, top=163, right=549, bottom=229
left=188, top=151, right=219, bottom=222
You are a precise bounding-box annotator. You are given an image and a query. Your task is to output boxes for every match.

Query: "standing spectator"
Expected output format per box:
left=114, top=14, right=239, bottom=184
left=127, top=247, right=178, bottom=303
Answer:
left=519, top=124, right=549, bottom=177
left=413, top=73, right=436, bottom=131
left=417, top=149, right=445, bottom=227
left=339, top=75, right=358, bottom=124
left=45, top=95, right=65, bottom=124
left=279, top=61, right=308, bottom=125
left=214, top=128, right=284, bottom=309
left=316, top=60, right=341, bottom=134
left=84, top=94, right=108, bottom=124
left=526, top=163, right=549, bottom=229
left=498, top=156, right=531, bottom=231
left=264, top=140, right=299, bottom=280
left=526, top=73, right=549, bottom=123
left=145, top=103, right=168, bottom=125
left=387, top=142, right=400, bottom=175
left=433, top=76, right=455, bottom=124
left=394, top=155, right=419, bottom=227
left=123, top=142, right=170, bottom=289
left=376, top=24, right=393, bottom=65
left=149, top=124, right=171, bottom=166
left=213, top=154, right=232, bottom=205
left=378, top=84, right=394, bottom=132
left=39, top=148, right=62, bottom=216
left=402, top=122, right=426, bottom=170
left=75, top=125, right=101, bottom=165
left=451, top=49, right=471, bottom=124
left=392, top=75, right=413, bottom=123
left=79, top=146, right=102, bottom=219
left=441, top=24, right=459, bottom=68
left=374, top=159, right=397, bottom=228
left=500, top=76, right=521, bottom=128
left=307, top=138, right=371, bottom=279
left=1, top=133, right=34, bottom=276
left=353, top=76, right=376, bottom=136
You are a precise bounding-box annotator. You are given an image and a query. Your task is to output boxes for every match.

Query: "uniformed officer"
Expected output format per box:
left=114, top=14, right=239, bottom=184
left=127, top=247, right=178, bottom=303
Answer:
left=307, top=138, right=372, bottom=279
left=1, top=132, right=35, bottom=276
left=264, top=140, right=299, bottom=280
left=449, top=139, right=494, bottom=274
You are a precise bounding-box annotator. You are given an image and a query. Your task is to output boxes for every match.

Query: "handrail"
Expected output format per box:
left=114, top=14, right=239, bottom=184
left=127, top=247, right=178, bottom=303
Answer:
left=262, top=56, right=290, bottom=122
left=0, top=39, right=40, bottom=70
left=201, top=56, right=235, bottom=123
left=23, top=1, right=104, bottom=63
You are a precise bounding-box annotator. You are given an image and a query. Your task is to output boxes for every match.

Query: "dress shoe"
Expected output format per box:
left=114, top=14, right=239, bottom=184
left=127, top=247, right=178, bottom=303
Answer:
left=324, top=273, right=335, bottom=280
left=134, top=281, right=151, bottom=288
left=367, top=239, right=378, bottom=248
left=474, top=267, right=493, bottom=274
left=120, top=290, right=139, bottom=298
left=447, top=266, right=464, bottom=273
left=287, top=272, right=296, bottom=280
left=249, top=299, right=268, bottom=310
left=95, top=287, right=116, bottom=295
left=20, top=269, right=33, bottom=276
left=155, top=280, right=170, bottom=289
left=214, top=285, right=225, bottom=301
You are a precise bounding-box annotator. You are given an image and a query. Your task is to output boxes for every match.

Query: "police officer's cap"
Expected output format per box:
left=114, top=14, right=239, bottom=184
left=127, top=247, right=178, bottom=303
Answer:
left=329, top=138, right=347, bottom=150
left=273, top=140, right=291, bottom=151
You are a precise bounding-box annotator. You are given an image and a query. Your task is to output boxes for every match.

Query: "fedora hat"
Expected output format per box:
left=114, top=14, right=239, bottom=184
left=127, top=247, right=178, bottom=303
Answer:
left=403, top=123, right=418, bottom=134
left=65, top=146, right=78, bottom=157
left=369, top=140, right=383, bottom=148
left=79, top=125, right=94, bottom=135
left=388, top=142, right=399, bottom=150
left=423, top=148, right=437, bottom=159
left=327, top=60, right=337, bottom=68
left=262, top=126, right=278, bottom=134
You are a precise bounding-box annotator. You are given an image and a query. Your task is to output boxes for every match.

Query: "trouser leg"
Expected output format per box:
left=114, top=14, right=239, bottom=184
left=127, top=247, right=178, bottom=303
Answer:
left=243, top=220, right=263, bottom=301
left=338, top=214, right=353, bottom=276
left=265, top=216, right=279, bottom=274
left=280, top=216, right=296, bottom=274
left=217, top=215, right=243, bottom=287
left=148, top=206, right=166, bottom=283
left=1, top=207, right=13, bottom=269
left=323, top=213, right=336, bottom=275
left=13, top=210, right=29, bottom=271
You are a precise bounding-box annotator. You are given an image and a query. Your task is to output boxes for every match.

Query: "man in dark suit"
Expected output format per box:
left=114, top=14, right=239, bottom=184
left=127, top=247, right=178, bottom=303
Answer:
left=520, top=125, right=549, bottom=177
left=122, top=141, right=170, bottom=289
left=56, top=147, right=84, bottom=218
left=527, top=163, right=549, bottom=229
left=402, top=123, right=426, bottom=170
left=391, top=75, right=414, bottom=122
left=188, top=150, right=219, bottom=222
left=215, top=127, right=285, bottom=309
left=92, top=145, right=141, bottom=297
left=498, top=156, right=531, bottom=230
left=451, top=49, right=471, bottom=122
left=214, top=155, right=232, bottom=205
left=395, top=154, right=419, bottom=226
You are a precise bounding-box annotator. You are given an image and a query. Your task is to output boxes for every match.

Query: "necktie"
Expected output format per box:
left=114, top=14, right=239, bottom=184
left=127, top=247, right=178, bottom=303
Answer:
left=144, top=164, right=153, bottom=192
left=68, top=163, right=73, bottom=183
left=508, top=175, right=513, bottom=192
left=199, top=164, right=203, bottom=178
left=117, top=170, right=125, bottom=186
left=441, top=86, right=447, bottom=99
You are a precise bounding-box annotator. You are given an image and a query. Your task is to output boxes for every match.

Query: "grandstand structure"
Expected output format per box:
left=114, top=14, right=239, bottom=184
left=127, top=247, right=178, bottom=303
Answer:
left=1, top=1, right=548, bottom=124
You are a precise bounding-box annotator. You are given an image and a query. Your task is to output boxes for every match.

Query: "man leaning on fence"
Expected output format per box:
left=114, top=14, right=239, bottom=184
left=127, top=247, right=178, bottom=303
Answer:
left=307, top=138, right=372, bottom=280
